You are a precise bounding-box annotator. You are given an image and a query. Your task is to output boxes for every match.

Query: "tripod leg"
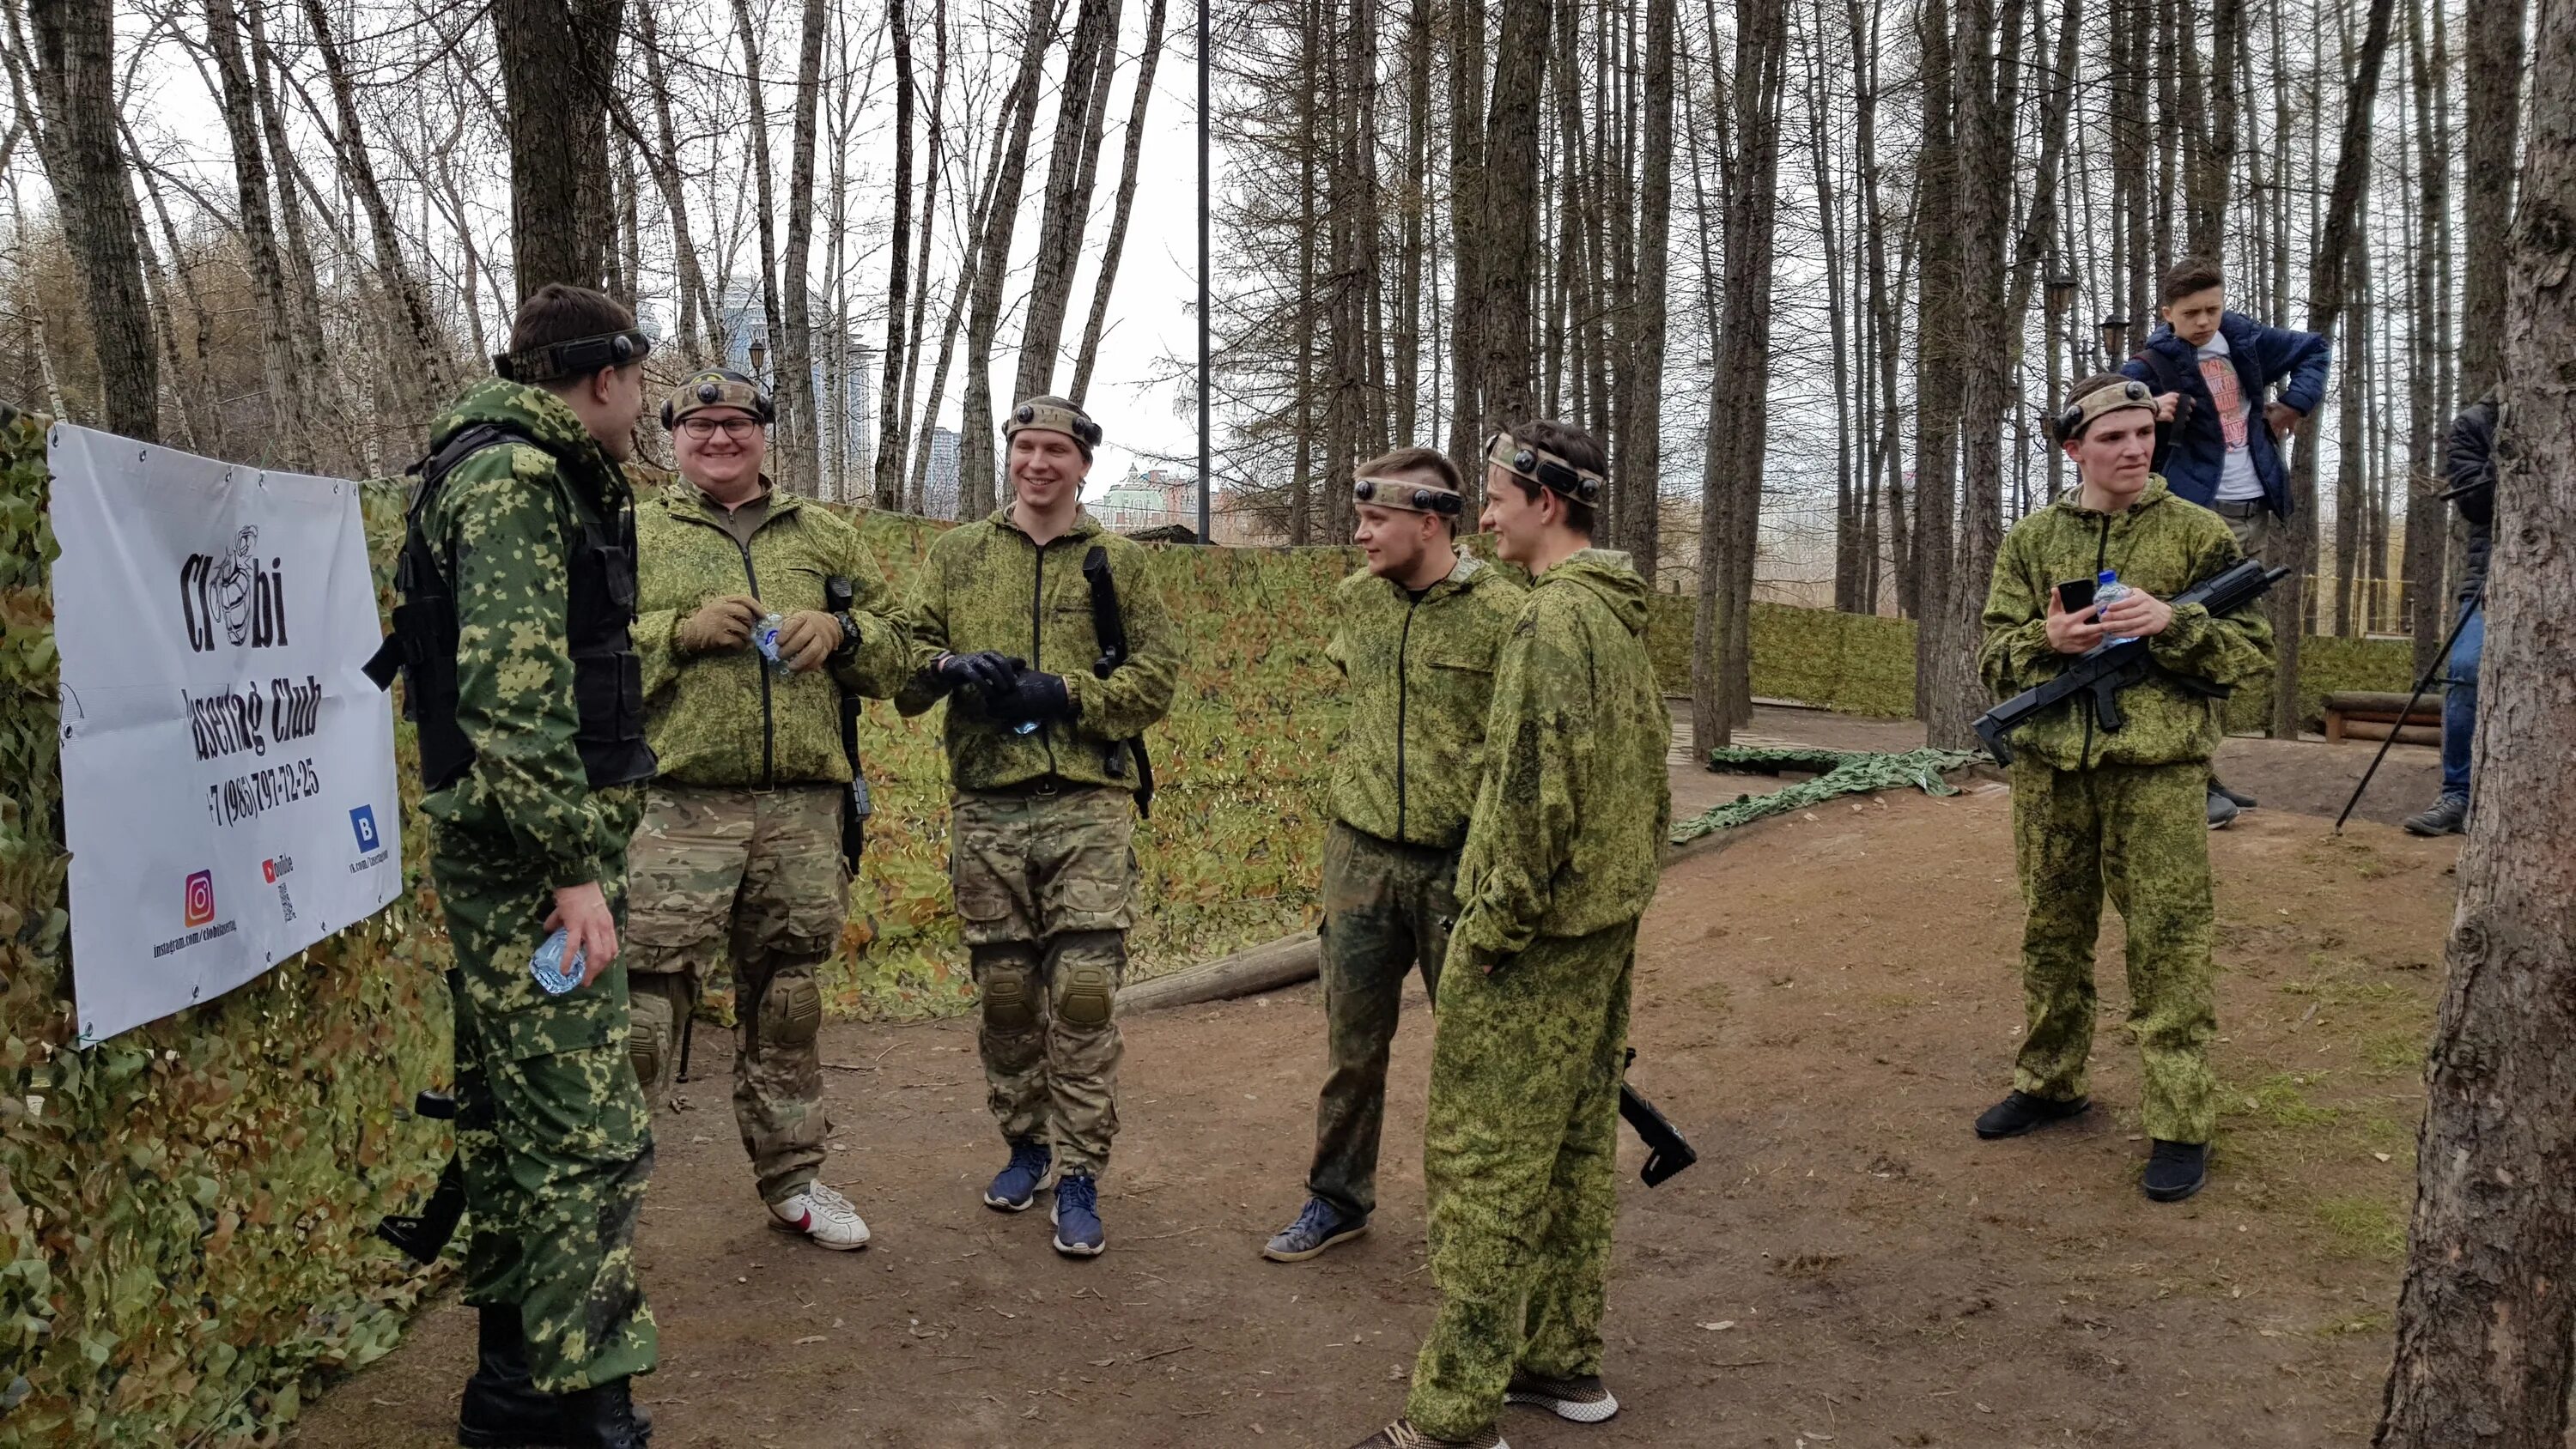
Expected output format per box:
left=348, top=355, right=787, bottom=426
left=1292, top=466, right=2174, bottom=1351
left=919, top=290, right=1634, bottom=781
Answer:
left=2334, top=595, right=2482, bottom=834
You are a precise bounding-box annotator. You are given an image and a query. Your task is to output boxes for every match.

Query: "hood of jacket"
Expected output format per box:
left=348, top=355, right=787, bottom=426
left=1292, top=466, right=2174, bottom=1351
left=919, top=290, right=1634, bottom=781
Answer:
left=428, top=376, right=626, bottom=503
left=1538, top=548, right=1650, bottom=637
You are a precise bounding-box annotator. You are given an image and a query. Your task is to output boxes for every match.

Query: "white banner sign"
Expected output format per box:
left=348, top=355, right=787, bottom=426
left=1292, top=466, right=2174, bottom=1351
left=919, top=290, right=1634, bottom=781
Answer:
left=50, top=424, right=402, bottom=1046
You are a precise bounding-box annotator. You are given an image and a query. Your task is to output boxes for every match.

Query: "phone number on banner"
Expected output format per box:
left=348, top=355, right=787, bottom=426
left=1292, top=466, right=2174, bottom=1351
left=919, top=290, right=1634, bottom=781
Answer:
left=205, top=757, right=323, bottom=829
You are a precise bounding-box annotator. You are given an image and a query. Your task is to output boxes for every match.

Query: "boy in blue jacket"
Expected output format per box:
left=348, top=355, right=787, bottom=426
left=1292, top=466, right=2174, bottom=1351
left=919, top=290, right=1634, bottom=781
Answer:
left=2120, top=258, right=2329, bottom=827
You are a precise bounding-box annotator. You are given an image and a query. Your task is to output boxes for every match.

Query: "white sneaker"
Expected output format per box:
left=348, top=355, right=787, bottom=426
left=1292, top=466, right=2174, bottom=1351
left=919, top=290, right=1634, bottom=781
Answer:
left=768, top=1181, right=871, bottom=1250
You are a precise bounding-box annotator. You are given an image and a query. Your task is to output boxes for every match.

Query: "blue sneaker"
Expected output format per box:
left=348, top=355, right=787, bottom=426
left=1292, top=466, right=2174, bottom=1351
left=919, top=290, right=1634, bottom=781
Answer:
left=983, top=1138, right=1050, bottom=1212
left=1050, top=1172, right=1105, bottom=1257
left=1262, top=1197, right=1369, bottom=1262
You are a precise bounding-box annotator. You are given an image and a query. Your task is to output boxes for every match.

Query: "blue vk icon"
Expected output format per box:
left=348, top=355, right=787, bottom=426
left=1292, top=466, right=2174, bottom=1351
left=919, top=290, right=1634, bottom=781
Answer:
left=349, top=804, right=380, bottom=852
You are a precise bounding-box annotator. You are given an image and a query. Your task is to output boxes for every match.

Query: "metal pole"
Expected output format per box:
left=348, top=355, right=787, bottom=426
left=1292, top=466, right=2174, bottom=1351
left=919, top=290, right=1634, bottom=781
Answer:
left=1196, top=0, right=1212, bottom=543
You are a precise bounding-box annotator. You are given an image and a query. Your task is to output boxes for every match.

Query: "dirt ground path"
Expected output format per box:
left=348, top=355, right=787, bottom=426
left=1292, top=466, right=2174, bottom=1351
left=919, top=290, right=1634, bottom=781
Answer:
left=293, top=751, right=2461, bottom=1449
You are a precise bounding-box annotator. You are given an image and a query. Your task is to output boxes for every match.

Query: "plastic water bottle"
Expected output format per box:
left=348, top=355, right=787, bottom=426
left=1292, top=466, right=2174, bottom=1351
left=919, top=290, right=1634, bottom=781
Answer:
left=751, top=613, right=794, bottom=675
left=1012, top=718, right=1041, bottom=736
left=530, top=929, right=586, bottom=996
left=2093, top=570, right=2137, bottom=646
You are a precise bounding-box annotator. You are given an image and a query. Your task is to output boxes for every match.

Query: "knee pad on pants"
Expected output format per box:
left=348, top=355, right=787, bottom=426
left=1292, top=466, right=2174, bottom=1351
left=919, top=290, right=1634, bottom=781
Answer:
left=972, top=943, right=1043, bottom=1034
left=761, top=971, right=823, bottom=1047
left=1052, top=931, right=1126, bottom=1028
left=625, top=979, right=681, bottom=1091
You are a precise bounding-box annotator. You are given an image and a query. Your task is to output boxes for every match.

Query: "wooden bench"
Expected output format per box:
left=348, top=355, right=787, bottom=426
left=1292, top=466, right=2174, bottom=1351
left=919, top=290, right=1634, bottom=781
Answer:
left=2324, top=689, right=2442, bottom=746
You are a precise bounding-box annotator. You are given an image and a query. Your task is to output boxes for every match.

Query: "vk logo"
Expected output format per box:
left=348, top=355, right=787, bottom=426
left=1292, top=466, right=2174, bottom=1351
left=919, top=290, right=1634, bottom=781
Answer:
left=349, top=804, right=380, bottom=853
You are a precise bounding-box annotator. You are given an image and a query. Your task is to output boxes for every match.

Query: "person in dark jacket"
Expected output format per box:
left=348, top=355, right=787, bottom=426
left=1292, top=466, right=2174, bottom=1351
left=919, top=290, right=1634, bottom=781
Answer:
left=2120, top=258, right=2328, bottom=828
left=2403, top=392, right=2495, bottom=837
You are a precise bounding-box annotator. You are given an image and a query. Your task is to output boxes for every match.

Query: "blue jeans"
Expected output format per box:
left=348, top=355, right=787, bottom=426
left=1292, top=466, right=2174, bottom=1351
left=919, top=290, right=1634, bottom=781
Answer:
left=2440, top=602, right=2483, bottom=801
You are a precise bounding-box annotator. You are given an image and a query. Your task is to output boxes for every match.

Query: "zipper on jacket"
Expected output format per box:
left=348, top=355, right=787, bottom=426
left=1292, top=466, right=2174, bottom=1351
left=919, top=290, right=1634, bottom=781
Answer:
left=1395, top=595, right=1419, bottom=841
left=1030, top=536, right=1060, bottom=779
left=2079, top=515, right=2111, bottom=770
left=732, top=533, right=776, bottom=788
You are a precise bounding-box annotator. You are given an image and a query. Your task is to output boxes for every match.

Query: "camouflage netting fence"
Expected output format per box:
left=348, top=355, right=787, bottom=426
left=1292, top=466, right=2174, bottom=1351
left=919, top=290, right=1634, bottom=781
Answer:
left=0, top=430, right=2422, bottom=1446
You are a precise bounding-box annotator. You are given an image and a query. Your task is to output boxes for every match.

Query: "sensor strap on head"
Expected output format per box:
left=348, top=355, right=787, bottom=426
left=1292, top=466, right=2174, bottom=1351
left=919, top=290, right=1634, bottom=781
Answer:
left=662, top=369, right=776, bottom=429
left=2057, top=377, right=2157, bottom=440
left=1005, top=399, right=1104, bottom=451
left=494, top=328, right=652, bottom=385
left=1484, top=430, right=1606, bottom=505
left=1353, top=476, right=1464, bottom=518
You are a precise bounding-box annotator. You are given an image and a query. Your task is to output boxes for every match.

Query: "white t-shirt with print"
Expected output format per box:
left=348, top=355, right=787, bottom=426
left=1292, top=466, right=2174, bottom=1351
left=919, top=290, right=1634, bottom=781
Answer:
left=2196, top=330, right=2263, bottom=502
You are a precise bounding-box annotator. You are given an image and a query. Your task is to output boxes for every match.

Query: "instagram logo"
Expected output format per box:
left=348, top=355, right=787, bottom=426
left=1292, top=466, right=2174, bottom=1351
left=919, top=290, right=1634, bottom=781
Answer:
left=183, top=870, right=216, bottom=928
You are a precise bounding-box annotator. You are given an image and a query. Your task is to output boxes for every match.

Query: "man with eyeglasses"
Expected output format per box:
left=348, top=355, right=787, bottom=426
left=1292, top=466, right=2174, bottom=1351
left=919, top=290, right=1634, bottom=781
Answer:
left=1353, top=421, right=1670, bottom=1449
left=1261, top=448, right=1522, bottom=1265
left=623, top=367, right=909, bottom=1252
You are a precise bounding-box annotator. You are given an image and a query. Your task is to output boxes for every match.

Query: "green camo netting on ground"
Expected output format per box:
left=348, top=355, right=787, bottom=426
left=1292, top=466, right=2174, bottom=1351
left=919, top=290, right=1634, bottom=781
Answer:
left=0, top=435, right=2417, bottom=1445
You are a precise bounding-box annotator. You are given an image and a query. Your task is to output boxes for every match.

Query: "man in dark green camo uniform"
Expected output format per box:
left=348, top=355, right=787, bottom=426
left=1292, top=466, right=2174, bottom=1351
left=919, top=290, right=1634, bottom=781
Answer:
left=386, top=284, right=659, bottom=1448
left=1971, top=373, right=2275, bottom=1204
left=1262, top=447, right=1522, bottom=1264
left=1352, top=421, right=1671, bottom=1449
left=895, top=395, right=1179, bottom=1258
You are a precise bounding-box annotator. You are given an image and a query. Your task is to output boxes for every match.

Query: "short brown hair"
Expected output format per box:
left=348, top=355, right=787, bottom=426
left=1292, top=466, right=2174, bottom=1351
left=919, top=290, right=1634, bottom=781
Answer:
left=1358, top=446, right=1461, bottom=495
left=1500, top=419, right=1602, bottom=537
left=2160, top=258, right=2225, bottom=307
left=507, top=282, right=636, bottom=356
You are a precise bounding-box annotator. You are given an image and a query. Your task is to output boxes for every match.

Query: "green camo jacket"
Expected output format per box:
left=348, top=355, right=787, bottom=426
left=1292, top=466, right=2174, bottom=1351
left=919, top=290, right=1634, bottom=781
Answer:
left=1450, top=549, right=1673, bottom=961
left=894, top=507, right=1180, bottom=794
left=1327, top=550, right=1525, bottom=849
left=632, top=477, right=908, bottom=788
left=1978, top=476, right=2276, bottom=771
left=416, top=377, right=642, bottom=889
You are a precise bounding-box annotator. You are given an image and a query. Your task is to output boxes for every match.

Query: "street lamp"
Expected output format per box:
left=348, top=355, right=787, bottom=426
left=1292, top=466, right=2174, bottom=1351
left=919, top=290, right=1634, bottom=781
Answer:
left=2044, top=272, right=2079, bottom=318
left=747, top=338, right=768, bottom=379
left=2097, top=317, right=2129, bottom=367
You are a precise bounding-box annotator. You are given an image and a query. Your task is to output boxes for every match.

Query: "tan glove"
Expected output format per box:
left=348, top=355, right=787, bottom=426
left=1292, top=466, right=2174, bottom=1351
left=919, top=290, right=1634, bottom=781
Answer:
left=675, top=595, right=762, bottom=655
left=775, top=609, right=843, bottom=673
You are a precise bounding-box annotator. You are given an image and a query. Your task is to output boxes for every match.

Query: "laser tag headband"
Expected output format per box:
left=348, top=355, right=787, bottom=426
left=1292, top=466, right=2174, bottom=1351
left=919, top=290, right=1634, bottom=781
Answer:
left=2056, top=377, right=2157, bottom=442
left=661, top=368, right=776, bottom=430
left=1485, top=429, right=1606, bottom=506
left=1004, top=397, right=1103, bottom=458
left=1353, top=475, right=1466, bottom=519
left=493, top=328, right=652, bottom=385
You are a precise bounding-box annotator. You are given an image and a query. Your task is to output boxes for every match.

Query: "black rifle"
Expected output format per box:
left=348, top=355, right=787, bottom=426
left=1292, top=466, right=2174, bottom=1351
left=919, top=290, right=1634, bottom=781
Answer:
left=1975, top=559, right=2289, bottom=765
left=1079, top=546, right=1157, bottom=817
left=1619, top=1050, right=1697, bottom=1186
left=376, top=1088, right=465, bottom=1264
left=824, top=575, right=872, bottom=874
left=2334, top=582, right=2482, bottom=834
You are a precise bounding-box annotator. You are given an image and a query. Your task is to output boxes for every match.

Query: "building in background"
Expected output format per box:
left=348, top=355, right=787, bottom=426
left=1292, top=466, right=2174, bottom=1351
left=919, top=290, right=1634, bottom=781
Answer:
left=714, top=291, right=874, bottom=500
left=920, top=427, right=962, bottom=520
left=1094, top=465, right=1196, bottom=532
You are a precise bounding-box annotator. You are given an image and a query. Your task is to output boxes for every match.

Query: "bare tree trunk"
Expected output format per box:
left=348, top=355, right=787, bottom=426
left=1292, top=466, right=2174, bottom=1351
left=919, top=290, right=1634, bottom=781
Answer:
left=1017, top=0, right=1124, bottom=398
left=203, top=0, right=314, bottom=467
left=1072, top=0, right=1170, bottom=403
left=1391, top=0, right=1431, bottom=443
left=1446, top=0, right=1490, bottom=488
left=1623, top=0, right=1674, bottom=586
left=730, top=0, right=791, bottom=474
left=1910, top=0, right=1959, bottom=720
left=9, top=0, right=156, bottom=438
left=2402, top=0, right=2451, bottom=675
left=495, top=0, right=624, bottom=295
left=898, top=0, right=951, bottom=498
left=960, top=0, right=1060, bottom=515
left=2373, top=5, right=2576, bottom=1431
left=1474, top=0, right=1547, bottom=433
left=2456, top=0, right=2522, bottom=403
left=779, top=0, right=832, bottom=494
left=875, top=0, right=918, bottom=507
left=637, top=0, right=718, bottom=360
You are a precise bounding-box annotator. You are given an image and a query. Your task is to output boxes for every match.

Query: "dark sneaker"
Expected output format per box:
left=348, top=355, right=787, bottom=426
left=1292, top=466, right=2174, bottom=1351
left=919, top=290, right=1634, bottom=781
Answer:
left=2206, top=787, right=2239, bottom=830
left=1051, top=1172, right=1105, bottom=1257
left=1263, top=1197, right=1369, bottom=1262
left=2142, top=1140, right=2208, bottom=1202
left=1505, top=1370, right=1620, bottom=1423
left=1973, top=1090, right=2091, bottom=1140
left=983, top=1138, right=1050, bottom=1212
left=2212, top=779, right=2258, bottom=809
left=2403, top=794, right=2470, bottom=837
left=1346, top=1421, right=1509, bottom=1448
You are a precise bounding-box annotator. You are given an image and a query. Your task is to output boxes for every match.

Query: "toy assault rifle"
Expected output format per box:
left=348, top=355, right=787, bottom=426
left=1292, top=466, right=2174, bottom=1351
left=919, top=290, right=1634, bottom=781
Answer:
left=1080, top=546, right=1157, bottom=817
left=376, top=1087, right=466, bottom=1263
left=1975, top=559, right=2288, bottom=766
left=1620, top=1050, right=1697, bottom=1186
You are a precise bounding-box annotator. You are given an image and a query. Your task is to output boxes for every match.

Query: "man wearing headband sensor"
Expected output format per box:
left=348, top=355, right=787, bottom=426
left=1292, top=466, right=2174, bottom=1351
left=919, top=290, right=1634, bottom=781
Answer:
left=1261, top=448, right=1522, bottom=1265
left=1356, top=421, right=1669, bottom=1449
left=1971, top=373, right=2274, bottom=1205
left=383, top=283, right=659, bottom=1447
left=895, top=393, right=1178, bottom=1258
left=622, top=368, right=910, bottom=1254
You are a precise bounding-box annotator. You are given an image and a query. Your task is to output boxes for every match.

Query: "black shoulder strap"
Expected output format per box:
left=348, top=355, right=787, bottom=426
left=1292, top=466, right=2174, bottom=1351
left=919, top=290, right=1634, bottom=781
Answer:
left=2132, top=345, right=2190, bottom=397
left=410, top=421, right=541, bottom=515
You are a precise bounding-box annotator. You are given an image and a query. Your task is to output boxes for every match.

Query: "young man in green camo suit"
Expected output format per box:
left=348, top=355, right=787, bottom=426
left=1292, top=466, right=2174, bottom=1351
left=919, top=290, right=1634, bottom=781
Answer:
left=623, top=368, right=911, bottom=1252
left=389, top=285, right=660, bottom=1448
left=1971, top=373, right=2275, bottom=1203
left=1262, top=447, right=1523, bottom=1264
left=1354, top=421, right=1671, bottom=1449
left=895, top=395, right=1178, bottom=1258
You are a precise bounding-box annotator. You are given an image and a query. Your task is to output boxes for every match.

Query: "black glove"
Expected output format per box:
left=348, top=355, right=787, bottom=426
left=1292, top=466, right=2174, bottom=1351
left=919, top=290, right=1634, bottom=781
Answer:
left=991, top=670, right=1073, bottom=726
left=937, top=650, right=1023, bottom=696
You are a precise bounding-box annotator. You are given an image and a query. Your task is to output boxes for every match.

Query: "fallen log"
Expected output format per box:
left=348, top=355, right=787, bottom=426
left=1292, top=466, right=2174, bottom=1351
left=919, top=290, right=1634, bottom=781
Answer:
left=1119, top=931, right=1321, bottom=1013
left=2335, top=718, right=2441, bottom=748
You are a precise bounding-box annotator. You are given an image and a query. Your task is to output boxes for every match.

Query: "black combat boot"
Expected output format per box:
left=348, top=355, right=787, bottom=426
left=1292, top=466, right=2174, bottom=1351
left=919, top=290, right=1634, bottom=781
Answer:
left=1972, top=1090, right=2091, bottom=1140
left=558, top=1377, right=652, bottom=1449
left=458, top=1307, right=569, bottom=1449
left=2142, top=1140, right=2209, bottom=1202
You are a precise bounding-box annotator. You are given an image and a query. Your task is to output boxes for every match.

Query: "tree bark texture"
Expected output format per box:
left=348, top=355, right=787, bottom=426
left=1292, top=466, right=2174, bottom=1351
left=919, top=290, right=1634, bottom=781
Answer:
left=1016, top=0, right=1124, bottom=400
left=876, top=0, right=918, bottom=508
left=1072, top=0, right=1170, bottom=404
left=495, top=0, right=624, bottom=297
left=780, top=0, right=833, bottom=494
left=960, top=0, right=1059, bottom=515
left=21, top=0, right=156, bottom=439
left=2456, top=0, right=2522, bottom=403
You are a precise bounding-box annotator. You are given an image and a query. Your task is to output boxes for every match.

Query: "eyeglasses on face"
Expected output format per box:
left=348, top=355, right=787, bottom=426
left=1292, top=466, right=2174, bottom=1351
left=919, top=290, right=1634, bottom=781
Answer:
left=678, top=416, right=762, bottom=440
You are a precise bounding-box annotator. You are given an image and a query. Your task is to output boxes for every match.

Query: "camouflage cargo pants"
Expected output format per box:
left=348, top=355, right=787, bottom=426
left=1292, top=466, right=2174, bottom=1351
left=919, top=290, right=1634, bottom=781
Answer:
left=624, top=784, right=847, bottom=1204
left=2010, top=757, right=2219, bottom=1144
left=951, top=785, right=1136, bottom=1177
left=1307, top=822, right=1455, bottom=1222
left=1408, top=919, right=1636, bottom=1440
left=430, top=845, right=657, bottom=1394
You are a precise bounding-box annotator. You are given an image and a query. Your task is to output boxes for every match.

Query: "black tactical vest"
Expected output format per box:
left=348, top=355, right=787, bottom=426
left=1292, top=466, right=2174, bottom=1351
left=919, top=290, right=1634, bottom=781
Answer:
left=378, top=422, right=656, bottom=793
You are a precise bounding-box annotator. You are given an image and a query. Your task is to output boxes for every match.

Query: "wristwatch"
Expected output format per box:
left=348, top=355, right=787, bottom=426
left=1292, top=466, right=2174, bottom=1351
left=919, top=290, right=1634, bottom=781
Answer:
left=832, top=611, right=863, bottom=659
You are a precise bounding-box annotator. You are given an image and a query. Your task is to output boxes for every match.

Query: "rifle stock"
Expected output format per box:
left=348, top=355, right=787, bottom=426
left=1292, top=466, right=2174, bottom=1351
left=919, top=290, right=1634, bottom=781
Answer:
left=1619, top=1050, right=1698, bottom=1186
